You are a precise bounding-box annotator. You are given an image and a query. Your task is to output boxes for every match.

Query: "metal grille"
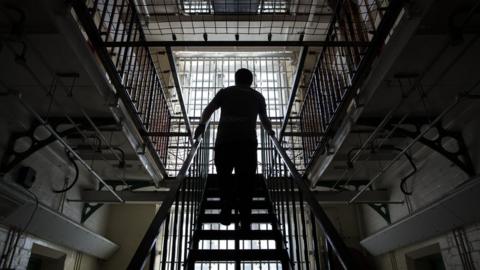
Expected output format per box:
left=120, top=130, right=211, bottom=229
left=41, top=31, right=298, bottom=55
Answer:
left=183, top=0, right=213, bottom=13
left=75, top=0, right=173, bottom=163
left=262, top=133, right=324, bottom=269
left=280, top=0, right=393, bottom=168
left=164, top=53, right=296, bottom=175
left=87, top=0, right=388, bottom=42
left=152, top=131, right=210, bottom=270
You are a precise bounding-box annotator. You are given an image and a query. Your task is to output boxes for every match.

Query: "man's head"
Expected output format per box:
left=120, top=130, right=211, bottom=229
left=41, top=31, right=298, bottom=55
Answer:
left=235, top=68, right=253, bottom=87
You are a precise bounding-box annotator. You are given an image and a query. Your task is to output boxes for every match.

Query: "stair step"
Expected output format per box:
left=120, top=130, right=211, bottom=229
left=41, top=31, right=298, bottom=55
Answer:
left=187, top=249, right=289, bottom=262
left=203, top=200, right=271, bottom=209
left=194, top=230, right=282, bottom=240
left=199, top=214, right=274, bottom=224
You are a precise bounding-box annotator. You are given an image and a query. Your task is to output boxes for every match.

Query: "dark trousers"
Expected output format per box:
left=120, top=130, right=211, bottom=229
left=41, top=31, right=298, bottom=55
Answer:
left=214, top=141, right=257, bottom=221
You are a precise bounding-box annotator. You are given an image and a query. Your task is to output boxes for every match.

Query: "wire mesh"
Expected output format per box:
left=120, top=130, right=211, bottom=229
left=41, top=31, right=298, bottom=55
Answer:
left=85, top=0, right=388, bottom=42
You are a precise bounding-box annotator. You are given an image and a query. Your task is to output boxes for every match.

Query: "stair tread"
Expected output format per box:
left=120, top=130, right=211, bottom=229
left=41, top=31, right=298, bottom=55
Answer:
left=203, top=200, right=271, bottom=209
left=199, top=214, right=275, bottom=223
left=194, top=230, right=282, bottom=240
left=188, top=249, right=289, bottom=261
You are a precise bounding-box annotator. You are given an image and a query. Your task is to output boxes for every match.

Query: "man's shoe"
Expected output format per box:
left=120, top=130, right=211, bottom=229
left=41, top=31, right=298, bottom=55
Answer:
left=239, top=220, right=251, bottom=232
left=219, top=208, right=232, bottom=226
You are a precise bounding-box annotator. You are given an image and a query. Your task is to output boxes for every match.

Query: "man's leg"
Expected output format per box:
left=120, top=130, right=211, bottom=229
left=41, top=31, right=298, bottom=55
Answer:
left=214, top=144, right=234, bottom=225
left=234, top=142, right=258, bottom=230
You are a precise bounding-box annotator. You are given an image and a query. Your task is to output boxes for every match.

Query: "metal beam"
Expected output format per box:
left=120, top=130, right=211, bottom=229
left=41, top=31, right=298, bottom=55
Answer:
left=143, top=13, right=332, bottom=23
left=361, top=176, right=480, bottom=255
left=102, top=41, right=370, bottom=47
left=280, top=46, right=309, bottom=142
left=314, top=190, right=390, bottom=204
left=166, top=46, right=194, bottom=145
left=0, top=181, right=118, bottom=259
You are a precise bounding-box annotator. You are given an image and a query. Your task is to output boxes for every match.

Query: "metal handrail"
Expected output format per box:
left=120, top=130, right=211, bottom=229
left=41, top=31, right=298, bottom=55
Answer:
left=268, top=133, right=357, bottom=269
left=127, top=134, right=205, bottom=269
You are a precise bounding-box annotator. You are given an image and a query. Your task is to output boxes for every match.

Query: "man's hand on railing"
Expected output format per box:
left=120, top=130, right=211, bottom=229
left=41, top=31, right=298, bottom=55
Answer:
left=194, top=123, right=206, bottom=141
left=266, top=129, right=275, bottom=137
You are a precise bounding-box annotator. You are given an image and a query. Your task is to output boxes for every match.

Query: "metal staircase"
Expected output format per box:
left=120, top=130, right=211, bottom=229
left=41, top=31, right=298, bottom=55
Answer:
left=185, top=174, right=290, bottom=269
left=68, top=0, right=407, bottom=268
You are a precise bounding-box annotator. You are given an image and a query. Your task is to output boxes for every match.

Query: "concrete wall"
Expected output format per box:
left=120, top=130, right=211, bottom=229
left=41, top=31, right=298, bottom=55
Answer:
left=0, top=225, right=104, bottom=270
left=100, top=204, right=157, bottom=270
left=369, top=222, right=480, bottom=270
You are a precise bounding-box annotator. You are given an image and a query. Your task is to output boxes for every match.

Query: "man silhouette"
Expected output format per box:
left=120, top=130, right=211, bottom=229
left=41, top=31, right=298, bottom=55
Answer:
left=194, top=68, right=274, bottom=230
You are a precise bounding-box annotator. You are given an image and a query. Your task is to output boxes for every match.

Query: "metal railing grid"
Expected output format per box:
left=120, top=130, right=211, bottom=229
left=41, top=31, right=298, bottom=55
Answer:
left=74, top=0, right=172, bottom=163
left=114, top=0, right=387, bottom=42
left=130, top=128, right=210, bottom=269
left=278, top=0, right=403, bottom=169
left=261, top=131, right=323, bottom=270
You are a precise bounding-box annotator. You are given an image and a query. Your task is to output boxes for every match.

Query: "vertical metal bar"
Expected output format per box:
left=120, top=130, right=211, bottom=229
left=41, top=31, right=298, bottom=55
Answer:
left=144, top=69, right=155, bottom=129
left=119, top=5, right=135, bottom=78
left=124, top=32, right=139, bottom=93
left=90, top=0, right=100, bottom=16
left=281, top=175, right=295, bottom=266
left=98, top=0, right=109, bottom=33
left=325, top=238, right=332, bottom=270
left=166, top=46, right=194, bottom=144
left=280, top=46, right=308, bottom=142
left=289, top=178, right=302, bottom=268
left=131, top=47, right=145, bottom=102
left=139, top=57, right=153, bottom=119
left=169, top=194, right=180, bottom=270
left=105, top=0, right=118, bottom=42
left=149, top=243, right=156, bottom=270
left=113, top=0, right=127, bottom=69
left=160, top=214, right=170, bottom=270
left=299, top=192, right=310, bottom=270
left=112, top=0, right=124, bottom=45
left=310, top=211, right=322, bottom=270
left=176, top=182, right=187, bottom=269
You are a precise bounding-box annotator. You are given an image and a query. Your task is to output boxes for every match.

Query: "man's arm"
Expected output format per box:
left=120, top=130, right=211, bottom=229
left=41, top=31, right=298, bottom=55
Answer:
left=259, top=96, right=274, bottom=136
left=194, top=90, right=223, bottom=140
left=198, top=101, right=217, bottom=126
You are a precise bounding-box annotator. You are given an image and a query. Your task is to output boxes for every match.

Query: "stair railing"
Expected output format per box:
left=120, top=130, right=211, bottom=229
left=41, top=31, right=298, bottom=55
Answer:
left=264, top=129, right=358, bottom=269
left=127, top=127, right=210, bottom=269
